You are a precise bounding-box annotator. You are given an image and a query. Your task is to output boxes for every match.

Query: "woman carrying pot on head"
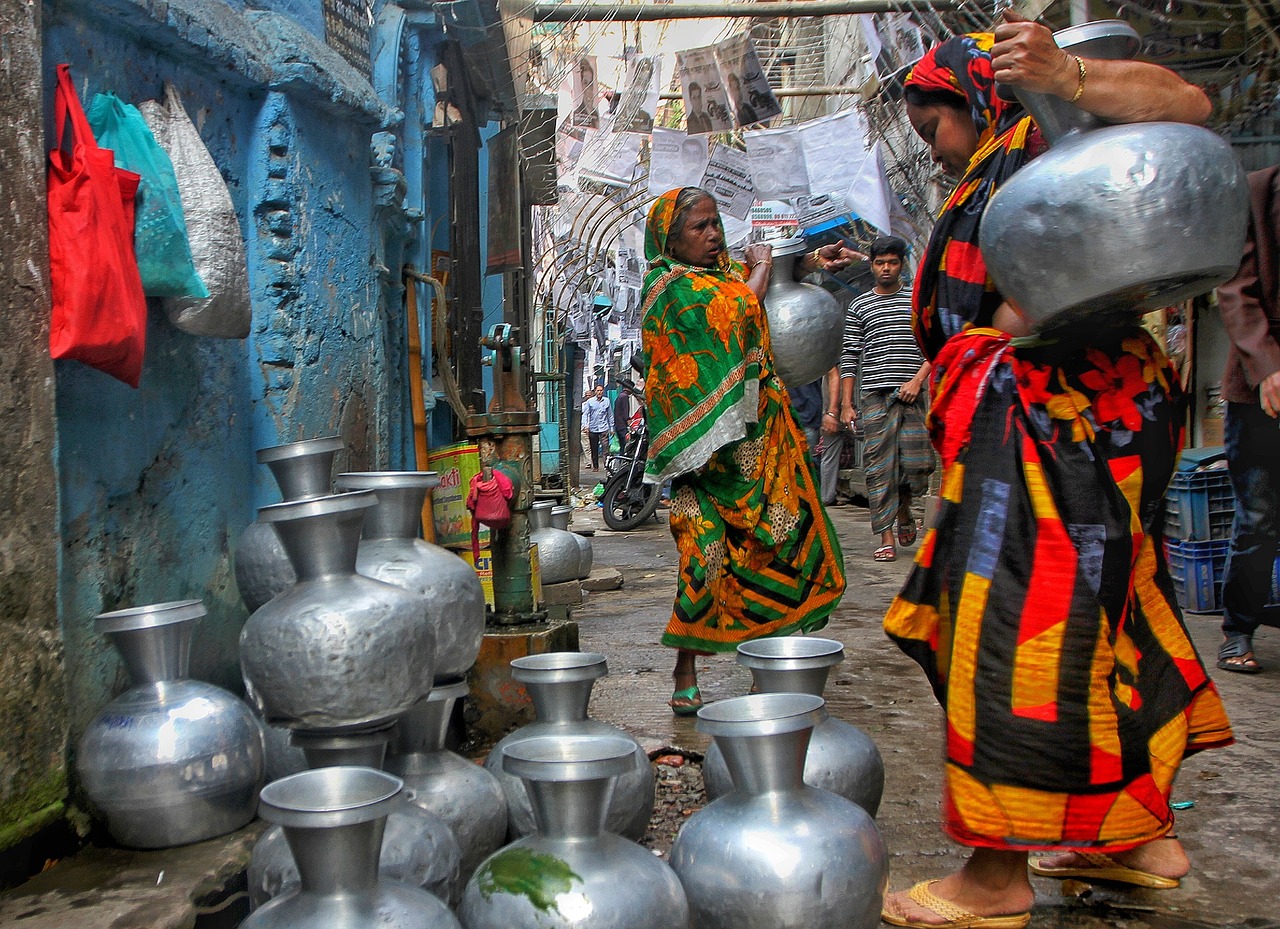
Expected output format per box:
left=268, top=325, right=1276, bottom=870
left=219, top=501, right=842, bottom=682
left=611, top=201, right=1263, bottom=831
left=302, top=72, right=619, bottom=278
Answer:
left=880, top=14, right=1234, bottom=929
left=640, top=187, right=856, bottom=715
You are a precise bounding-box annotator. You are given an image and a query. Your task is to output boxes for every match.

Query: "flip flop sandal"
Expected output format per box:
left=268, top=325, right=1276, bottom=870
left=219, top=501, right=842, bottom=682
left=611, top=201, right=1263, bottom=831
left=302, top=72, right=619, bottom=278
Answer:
left=1217, top=634, right=1263, bottom=673
left=898, top=523, right=919, bottom=547
left=1030, top=851, right=1180, bottom=888
left=881, top=880, right=1031, bottom=929
left=874, top=545, right=897, bottom=563
left=669, top=685, right=703, bottom=717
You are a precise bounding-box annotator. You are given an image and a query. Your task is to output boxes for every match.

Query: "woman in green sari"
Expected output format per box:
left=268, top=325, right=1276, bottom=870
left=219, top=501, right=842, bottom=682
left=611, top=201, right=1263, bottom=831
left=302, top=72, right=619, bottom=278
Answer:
left=641, top=187, right=850, bottom=713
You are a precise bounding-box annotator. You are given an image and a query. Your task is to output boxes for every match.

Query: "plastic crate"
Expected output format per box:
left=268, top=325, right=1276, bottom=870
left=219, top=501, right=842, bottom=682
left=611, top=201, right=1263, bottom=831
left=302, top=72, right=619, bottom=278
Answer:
left=1166, top=538, right=1230, bottom=613
left=1164, top=469, right=1234, bottom=542
left=1270, top=552, right=1280, bottom=609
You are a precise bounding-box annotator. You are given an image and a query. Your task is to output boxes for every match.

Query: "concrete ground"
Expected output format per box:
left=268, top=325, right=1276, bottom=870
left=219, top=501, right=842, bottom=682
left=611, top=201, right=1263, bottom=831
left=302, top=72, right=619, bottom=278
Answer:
left=567, top=492, right=1280, bottom=929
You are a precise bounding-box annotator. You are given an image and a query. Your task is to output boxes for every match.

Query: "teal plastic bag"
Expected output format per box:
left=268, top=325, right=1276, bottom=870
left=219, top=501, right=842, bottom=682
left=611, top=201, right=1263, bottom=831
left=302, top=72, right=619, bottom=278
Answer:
left=608, top=435, right=621, bottom=454
left=87, top=93, right=208, bottom=299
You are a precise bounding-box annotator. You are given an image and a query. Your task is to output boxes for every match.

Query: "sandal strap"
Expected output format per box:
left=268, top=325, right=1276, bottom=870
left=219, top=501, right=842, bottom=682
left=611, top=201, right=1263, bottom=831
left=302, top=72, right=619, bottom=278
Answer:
left=907, top=881, right=978, bottom=923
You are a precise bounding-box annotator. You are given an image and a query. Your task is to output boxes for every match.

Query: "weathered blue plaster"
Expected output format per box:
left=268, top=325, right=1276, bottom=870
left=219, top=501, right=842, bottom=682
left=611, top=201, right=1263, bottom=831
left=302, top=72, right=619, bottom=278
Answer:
left=45, top=0, right=410, bottom=746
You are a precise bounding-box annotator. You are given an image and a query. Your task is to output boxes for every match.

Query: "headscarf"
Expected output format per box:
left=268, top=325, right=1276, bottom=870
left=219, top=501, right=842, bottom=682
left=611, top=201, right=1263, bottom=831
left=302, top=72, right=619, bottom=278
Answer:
left=639, top=188, right=768, bottom=483
left=905, top=34, right=1041, bottom=360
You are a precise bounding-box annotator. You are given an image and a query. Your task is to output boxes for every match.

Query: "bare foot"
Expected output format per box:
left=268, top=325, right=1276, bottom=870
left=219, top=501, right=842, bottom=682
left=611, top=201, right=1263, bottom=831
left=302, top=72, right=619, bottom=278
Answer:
left=883, top=851, right=1034, bottom=926
left=1034, top=837, right=1189, bottom=881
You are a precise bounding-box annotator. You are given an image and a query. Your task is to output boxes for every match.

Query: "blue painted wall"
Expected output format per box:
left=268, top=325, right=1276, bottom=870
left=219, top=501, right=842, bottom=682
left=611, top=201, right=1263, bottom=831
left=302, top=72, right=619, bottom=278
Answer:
left=42, top=0, right=477, bottom=745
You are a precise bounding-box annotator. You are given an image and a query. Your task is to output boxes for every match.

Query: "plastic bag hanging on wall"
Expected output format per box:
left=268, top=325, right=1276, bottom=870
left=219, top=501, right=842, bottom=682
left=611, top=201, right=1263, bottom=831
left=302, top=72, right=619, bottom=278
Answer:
left=140, top=84, right=251, bottom=339
left=86, top=92, right=208, bottom=300
left=46, top=64, right=148, bottom=387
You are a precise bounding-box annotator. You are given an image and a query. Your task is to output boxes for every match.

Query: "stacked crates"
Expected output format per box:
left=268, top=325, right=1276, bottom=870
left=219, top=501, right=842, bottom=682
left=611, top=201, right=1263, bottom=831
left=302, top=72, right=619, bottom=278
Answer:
left=1164, top=469, right=1234, bottom=613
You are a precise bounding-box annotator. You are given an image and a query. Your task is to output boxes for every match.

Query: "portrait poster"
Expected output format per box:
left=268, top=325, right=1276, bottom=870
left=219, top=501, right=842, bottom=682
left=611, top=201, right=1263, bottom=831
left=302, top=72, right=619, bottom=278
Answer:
left=613, top=55, right=662, bottom=135
left=577, top=121, right=643, bottom=189
left=713, top=33, right=781, bottom=127
left=699, top=144, right=754, bottom=221
left=647, top=128, right=709, bottom=195
left=570, top=55, right=600, bottom=129
left=743, top=125, right=809, bottom=200
left=675, top=46, right=733, bottom=135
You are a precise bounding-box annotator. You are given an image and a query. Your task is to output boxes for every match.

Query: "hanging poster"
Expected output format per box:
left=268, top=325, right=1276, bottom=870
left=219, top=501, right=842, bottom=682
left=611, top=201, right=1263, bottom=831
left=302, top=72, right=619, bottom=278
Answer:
left=797, top=108, right=869, bottom=199
left=700, top=144, right=754, bottom=221
left=614, top=55, right=662, bottom=134
left=570, top=56, right=600, bottom=129
left=743, top=125, right=809, bottom=200
left=676, top=46, right=733, bottom=134
left=647, top=128, right=710, bottom=195
left=577, top=121, right=643, bottom=189
left=713, top=33, right=782, bottom=127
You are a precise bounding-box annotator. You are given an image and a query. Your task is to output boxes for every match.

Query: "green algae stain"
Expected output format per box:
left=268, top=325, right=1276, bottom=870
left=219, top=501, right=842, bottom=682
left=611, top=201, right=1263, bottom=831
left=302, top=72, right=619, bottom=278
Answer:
left=475, top=847, right=581, bottom=912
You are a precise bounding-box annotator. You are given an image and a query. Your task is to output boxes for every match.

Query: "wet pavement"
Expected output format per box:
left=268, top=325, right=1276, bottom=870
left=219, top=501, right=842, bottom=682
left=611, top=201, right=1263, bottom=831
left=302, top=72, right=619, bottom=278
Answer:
left=566, top=489, right=1280, bottom=929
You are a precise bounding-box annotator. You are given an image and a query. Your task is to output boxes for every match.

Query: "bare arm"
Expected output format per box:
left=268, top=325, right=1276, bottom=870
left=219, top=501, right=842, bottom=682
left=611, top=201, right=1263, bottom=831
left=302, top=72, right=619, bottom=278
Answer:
left=744, top=244, right=773, bottom=302
left=992, top=14, right=1212, bottom=126
left=822, top=368, right=842, bottom=434
left=898, top=359, right=933, bottom=405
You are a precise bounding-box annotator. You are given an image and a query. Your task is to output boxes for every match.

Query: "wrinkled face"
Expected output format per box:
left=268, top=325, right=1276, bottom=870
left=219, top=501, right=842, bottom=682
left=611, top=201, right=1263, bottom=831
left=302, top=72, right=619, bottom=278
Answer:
left=667, top=197, right=723, bottom=268
left=907, top=101, right=980, bottom=179
left=872, top=254, right=903, bottom=287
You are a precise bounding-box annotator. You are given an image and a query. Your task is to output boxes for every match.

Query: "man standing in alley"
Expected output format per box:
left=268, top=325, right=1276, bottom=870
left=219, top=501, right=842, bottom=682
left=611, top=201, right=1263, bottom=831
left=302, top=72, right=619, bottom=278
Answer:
left=1216, top=164, right=1280, bottom=674
left=582, top=384, right=614, bottom=473
left=839, top=236, right=933, bottom=563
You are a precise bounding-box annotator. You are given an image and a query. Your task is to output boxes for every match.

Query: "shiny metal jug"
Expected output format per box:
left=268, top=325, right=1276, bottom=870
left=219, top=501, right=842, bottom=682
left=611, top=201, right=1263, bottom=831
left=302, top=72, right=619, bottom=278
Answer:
left=528, top=501, right=582, bottom=584
left=762, top=237, right=844, bottom=387
left=980, top=20, right=1249, bottom=330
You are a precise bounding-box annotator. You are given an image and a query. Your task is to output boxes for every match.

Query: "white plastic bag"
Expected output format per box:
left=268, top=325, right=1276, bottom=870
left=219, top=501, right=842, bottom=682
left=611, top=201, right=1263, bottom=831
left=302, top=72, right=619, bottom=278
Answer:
left=140, top=84, right=251, bottom=338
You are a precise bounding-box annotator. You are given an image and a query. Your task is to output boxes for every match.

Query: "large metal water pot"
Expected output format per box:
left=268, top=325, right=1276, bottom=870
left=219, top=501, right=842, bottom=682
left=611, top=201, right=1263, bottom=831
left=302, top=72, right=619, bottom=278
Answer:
left=762, top=237, right=844, bottom=387
left=979, top=21, right=1249, bottom=330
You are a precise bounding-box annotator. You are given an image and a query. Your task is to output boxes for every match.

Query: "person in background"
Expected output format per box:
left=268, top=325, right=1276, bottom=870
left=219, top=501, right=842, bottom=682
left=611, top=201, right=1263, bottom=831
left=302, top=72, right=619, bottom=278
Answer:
left=880, top=18, right=1232, bottom=927
left=817, top=365, right=848, bottom=506
left=1215, top=163, right=1280, bottom=674
left=839, top=235, right=933, bottom=562
left=582, top=384, right=613, bottom=473
left=641, top=186, right=854, bottom=715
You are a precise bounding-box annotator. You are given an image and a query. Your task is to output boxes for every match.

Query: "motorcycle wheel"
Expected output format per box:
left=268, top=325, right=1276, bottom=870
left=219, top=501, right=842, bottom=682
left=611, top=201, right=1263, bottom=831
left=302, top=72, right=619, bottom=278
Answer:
left=601, top=472, right=661, bottom=531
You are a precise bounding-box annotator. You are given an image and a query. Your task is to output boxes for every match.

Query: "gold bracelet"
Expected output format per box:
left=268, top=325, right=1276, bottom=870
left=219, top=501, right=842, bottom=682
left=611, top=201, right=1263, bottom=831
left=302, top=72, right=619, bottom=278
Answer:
left=1069, top=55, right=1086, bottom=103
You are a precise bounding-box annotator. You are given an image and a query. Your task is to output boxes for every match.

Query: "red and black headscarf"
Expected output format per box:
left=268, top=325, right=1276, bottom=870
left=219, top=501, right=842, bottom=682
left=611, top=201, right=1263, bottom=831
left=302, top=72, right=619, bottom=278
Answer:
left=906, top=34, right=1042, bottom=360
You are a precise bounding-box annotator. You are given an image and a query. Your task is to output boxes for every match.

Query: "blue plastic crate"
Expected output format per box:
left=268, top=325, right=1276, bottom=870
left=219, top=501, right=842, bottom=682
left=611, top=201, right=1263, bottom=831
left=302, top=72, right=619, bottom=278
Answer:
left=1270, top=552, right=1280, bottom=608
left=1166, top=538, right=1230, bottom=613
left=1164, top=469, right=1234, bottom=542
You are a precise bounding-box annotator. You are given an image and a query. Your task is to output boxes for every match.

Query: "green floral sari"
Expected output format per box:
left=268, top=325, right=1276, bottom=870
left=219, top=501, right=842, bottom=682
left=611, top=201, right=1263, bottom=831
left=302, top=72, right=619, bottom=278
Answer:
left=641, top=188, right=845, bottom=653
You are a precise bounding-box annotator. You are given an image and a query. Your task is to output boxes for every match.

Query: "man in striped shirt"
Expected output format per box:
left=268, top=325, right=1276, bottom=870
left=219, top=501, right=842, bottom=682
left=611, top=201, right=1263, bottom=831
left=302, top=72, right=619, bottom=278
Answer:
left=839, top=236, right=934, bottom=562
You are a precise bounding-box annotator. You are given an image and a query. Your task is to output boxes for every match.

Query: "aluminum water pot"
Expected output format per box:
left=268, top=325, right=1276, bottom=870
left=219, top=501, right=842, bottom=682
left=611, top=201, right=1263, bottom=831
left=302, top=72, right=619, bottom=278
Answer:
left=76, top=600, right=264, bottom=849
left=670, top=694, right=888, bottom=929
left=528, top=501, right=581, bottom=585
left=762, top=237, right=843, bottom=388
left=460, top=735, right=689, bottom=929
left=484, top=652, right=655, bottom=840
left=336, top=471, right=485, bottom=682
left=235, top=437, right=343, bottom=613
left=239, top=490, right=436, bottom=732
left=242, top=767, right=462, bottom=929
left=551, top=504, right=592, bottom=578
left=386, top=681, right=508, bottom=882
left=702, top=637, right=885, bottom=815
left=249, top=728, right=463, bottom=909
left=979, top=20, right=1250, bottom=330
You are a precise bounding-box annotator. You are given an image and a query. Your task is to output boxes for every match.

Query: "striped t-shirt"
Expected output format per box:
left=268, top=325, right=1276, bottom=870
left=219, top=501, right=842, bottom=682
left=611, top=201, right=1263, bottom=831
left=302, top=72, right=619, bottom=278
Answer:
left=840, top=286, right=924, bottom=392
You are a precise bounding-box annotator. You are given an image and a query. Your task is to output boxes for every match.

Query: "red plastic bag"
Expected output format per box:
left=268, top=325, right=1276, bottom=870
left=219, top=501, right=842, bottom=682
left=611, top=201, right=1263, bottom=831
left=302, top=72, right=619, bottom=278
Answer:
left=47, top=64, right=148, bottom=387
left=465, top=467, right=514, bottom=562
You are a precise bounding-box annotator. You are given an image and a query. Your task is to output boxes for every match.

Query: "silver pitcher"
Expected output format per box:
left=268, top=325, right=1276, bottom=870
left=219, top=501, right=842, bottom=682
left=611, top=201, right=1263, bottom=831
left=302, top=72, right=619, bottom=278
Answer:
left=336, top=471, right=485, bottom=683
left=234, top=436, right=343, bottom=613
left=241, top=767, right=462, bottom=929
left=484, top=652, right=655, bottom=840
left=670, top=694, right=888, bottom=929
left=249, top=726, right=463, bottom=909
left=762, top=237, right=844, bottom=388
left=551, top=504, right=592, bottom=578
left=702, top=637, right=885, bottom=815
left=76, top=600, right=264, bottom=848
left=528, top=501, right=582, bottom=585
left=239, top=490, right=436, bottom=732
left=386, top=681, right=508, bottom=882
left=461, top=735, right=690, bottom=929
left=979, top=20, right=1249, bottom=330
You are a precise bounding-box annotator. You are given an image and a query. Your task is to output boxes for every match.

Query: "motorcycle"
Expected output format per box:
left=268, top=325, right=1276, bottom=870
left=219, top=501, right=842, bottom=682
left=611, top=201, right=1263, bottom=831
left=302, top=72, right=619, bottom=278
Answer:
left=601, top=379, right=661, bottom=531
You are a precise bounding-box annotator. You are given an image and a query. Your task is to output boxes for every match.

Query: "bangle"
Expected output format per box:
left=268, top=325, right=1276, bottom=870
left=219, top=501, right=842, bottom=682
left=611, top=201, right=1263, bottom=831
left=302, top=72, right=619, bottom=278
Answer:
left=1069, top=55, right=1086, bottom=103
left=823, top=411, right=837, bottom=418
